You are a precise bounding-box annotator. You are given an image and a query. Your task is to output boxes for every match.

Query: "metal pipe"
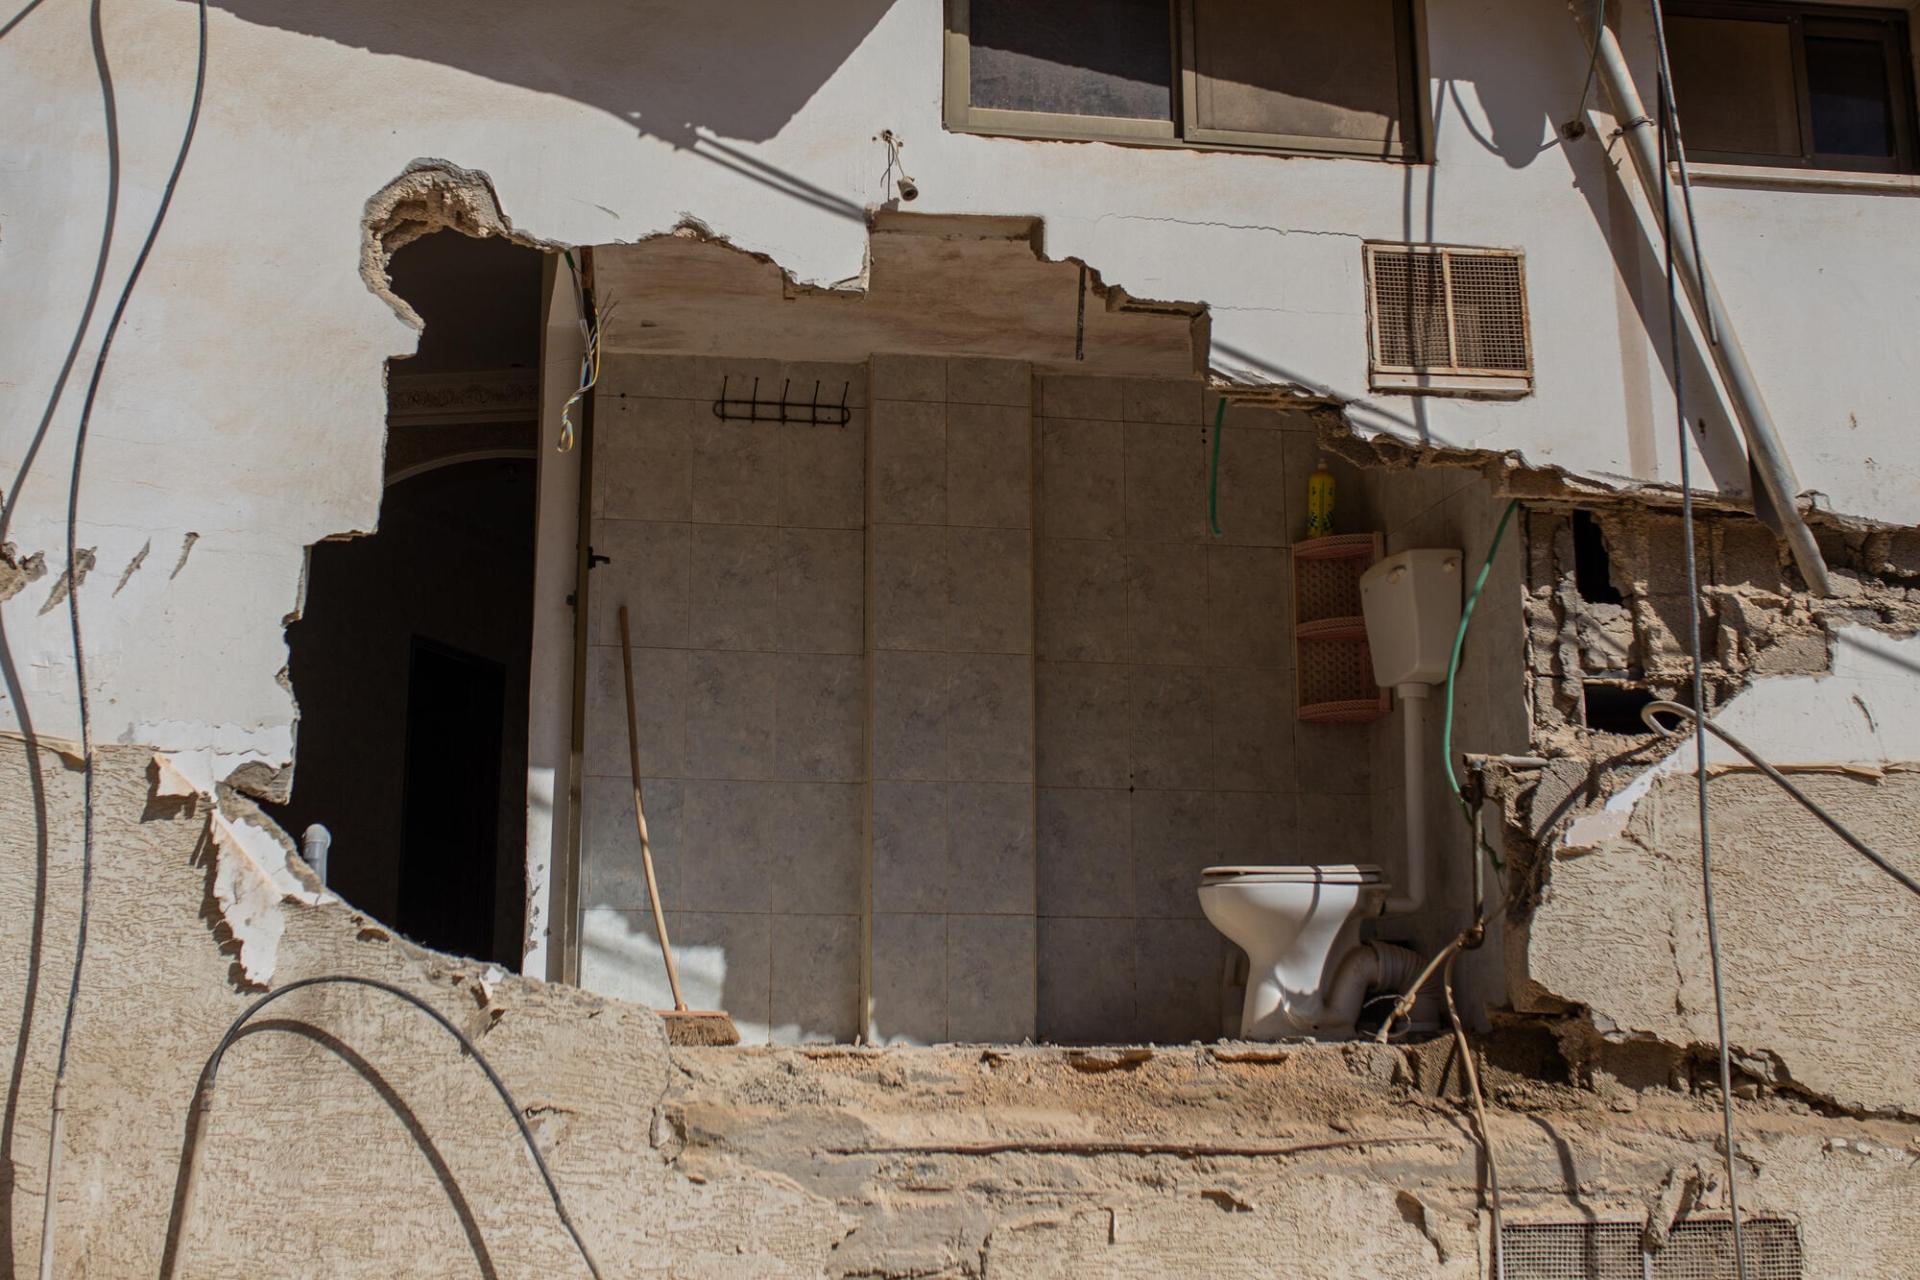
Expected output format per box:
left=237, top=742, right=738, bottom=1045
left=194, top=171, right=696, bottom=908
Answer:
left=1577, top=11, right=1833, bottom=596
left=1385, top=685, right=1429, bottom=917
left=300, top=824, right=331, bottom=888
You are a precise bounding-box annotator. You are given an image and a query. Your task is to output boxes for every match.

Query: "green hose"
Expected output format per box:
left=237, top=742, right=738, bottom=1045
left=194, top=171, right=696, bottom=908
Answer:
left=1441, top=499, right=1521, bottom=848
left=1207, top=397, right=1225, bottom=537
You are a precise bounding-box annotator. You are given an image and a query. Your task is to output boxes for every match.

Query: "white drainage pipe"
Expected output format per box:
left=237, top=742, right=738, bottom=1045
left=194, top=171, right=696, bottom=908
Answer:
left=1323, top=941, right=1424, bottom=1034
left=1384, top=684, right=1430, bottom=917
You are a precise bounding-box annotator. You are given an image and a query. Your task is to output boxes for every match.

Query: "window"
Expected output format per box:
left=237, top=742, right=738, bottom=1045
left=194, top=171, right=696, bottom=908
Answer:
left=944, top=0, right=1420, bottom=160
left=1666, top=2, right=1918, bottom=174
left=1364, top=244, right=1532, bottom=396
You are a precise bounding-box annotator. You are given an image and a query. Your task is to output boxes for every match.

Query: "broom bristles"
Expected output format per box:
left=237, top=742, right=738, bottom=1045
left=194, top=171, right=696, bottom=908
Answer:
left=659, top=1009, right=740, bottom=1046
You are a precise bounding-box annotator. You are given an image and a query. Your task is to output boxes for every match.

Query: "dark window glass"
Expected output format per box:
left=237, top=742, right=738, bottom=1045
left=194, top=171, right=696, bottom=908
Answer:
left=1667, top=15, right=1800, bottom=157
left=1807, top=34, right=1895, bottom=157
left=969, top=0, right=1173, bottom=121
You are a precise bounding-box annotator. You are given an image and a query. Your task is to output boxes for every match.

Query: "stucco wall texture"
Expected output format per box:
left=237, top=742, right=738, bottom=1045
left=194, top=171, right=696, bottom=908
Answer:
left=6, top=745, right=1920, bottom=1278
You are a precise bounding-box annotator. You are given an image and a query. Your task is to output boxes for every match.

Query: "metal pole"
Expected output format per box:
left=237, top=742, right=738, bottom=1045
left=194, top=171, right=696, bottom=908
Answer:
left=1577, top=10, right=1834, bottom=597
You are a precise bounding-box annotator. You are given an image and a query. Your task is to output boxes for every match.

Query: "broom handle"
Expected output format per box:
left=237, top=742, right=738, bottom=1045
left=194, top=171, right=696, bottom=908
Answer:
left=618, top=606, right=688, bottom=1012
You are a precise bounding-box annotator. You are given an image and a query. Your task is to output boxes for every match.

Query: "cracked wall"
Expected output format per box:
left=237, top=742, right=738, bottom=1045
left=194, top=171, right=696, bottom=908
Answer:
left=1502, top=505, right=1920, bottom=1116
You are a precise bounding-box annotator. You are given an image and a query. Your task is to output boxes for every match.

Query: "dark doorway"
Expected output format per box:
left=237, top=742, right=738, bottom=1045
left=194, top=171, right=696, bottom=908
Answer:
left=399, top=638, right=508, bottom=960
left=267, top=228, right=545, bottom=966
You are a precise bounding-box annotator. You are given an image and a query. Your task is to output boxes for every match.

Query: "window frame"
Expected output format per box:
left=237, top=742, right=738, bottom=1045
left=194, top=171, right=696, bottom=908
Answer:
left=1666, top=0, right=1919, bottom=176
left=1363, top=242, right=1534, bottom=398
left=943, top=0, right=1424, bottom=161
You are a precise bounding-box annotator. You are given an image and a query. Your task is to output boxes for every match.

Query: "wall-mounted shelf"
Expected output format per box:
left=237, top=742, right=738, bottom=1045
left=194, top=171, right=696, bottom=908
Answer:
left=1292, top=533, right=1389, bottom=724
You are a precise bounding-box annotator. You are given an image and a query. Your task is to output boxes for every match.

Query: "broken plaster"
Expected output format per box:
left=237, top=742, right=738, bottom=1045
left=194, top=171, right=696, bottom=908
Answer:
left=154, top=747, right=328, bottom=987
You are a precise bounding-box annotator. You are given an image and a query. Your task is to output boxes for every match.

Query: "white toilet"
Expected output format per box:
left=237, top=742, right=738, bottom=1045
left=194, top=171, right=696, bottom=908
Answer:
left=1198, top=548, right=1463, bottom=1040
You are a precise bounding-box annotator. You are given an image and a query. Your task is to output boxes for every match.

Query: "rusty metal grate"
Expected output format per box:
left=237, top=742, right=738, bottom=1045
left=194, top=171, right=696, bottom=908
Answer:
left=1503, top=1218, right=1803, bottom=1280
left=1367, top=243, right=1531, bottom=379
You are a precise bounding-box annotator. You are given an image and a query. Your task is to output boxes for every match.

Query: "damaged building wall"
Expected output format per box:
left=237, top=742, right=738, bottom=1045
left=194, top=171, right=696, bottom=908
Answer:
left=6, top=744, right=1920, bottom=1277
left=1508, top=509, right=1920, bottom=1115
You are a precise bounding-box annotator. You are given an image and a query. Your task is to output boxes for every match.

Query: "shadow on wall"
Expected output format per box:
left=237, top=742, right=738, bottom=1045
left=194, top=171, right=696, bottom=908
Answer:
left=199, top=0, right=896, bottom=146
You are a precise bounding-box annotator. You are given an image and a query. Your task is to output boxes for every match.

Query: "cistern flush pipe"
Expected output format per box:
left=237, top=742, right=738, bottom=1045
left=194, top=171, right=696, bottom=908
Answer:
left=1384, top=685, right=1430, bottom=917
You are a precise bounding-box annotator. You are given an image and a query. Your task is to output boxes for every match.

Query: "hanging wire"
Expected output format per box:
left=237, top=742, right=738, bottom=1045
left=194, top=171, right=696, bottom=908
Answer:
left=36, top=3, right=209, bottom=1276
left=1567, top=0, right=1607, bottom=134
left=556, top=250, right=608, bottom=453
left=174, top=976, right=604, bottom=1279
left=1651, top=0, right=1749, bottom=1271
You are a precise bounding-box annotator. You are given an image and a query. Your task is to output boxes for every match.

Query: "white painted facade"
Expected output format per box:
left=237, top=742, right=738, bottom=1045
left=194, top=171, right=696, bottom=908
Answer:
left=4, top=0, right=1918, bottom=985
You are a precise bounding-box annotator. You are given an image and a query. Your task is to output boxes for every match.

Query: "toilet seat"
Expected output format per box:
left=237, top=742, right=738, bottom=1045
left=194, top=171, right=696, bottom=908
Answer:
left=1201, top=864, right=1384, bottom=886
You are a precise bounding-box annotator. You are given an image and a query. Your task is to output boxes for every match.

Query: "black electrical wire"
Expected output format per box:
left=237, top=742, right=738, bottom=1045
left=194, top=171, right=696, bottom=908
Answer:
left=178, top=976, right=605, bottom=1278
left=1650, top=2, right=1749, bottom=1274
left=32, top=3, right=209, bottom=1273
left=1642, top=701, right=1920, bottom=901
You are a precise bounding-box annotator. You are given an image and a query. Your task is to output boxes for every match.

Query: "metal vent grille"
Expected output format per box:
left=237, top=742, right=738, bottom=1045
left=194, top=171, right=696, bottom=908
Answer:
left=1367, top=244, right=1531, bottom=379
left=1503, top=1218, right=1803, bottom=1280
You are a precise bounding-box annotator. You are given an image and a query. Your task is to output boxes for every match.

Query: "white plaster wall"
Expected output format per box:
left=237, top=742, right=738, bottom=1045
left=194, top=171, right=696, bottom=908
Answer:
left=5, top=3, right=1915, bottom=779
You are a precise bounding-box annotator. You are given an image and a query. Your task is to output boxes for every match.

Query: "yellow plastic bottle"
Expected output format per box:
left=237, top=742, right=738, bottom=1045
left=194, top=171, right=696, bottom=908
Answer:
left=1305, top=461, right=1336, bottom=539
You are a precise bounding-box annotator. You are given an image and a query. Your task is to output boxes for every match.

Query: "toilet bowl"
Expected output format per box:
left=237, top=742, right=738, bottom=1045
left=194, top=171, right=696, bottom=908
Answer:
left=1199, top=865, right=1413, bottom=1039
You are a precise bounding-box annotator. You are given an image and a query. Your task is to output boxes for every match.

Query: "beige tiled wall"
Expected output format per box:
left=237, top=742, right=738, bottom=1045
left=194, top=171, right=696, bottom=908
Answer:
left=580, top=355, right=867, bottom=1044
left=867, top=354, right=1038, bottom=1045
left=1033, top=384, right=1377, bottom=1043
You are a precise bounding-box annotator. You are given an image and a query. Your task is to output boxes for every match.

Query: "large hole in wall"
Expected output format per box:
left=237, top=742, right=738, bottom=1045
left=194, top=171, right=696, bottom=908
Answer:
left=266, top=230, right=546, bottom=967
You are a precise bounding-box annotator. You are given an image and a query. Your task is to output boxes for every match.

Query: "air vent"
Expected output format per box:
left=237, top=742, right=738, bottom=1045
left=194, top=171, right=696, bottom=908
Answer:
left=1366, top=243, right=1532, bottom=395
left=1503, top=1218, right=1803, bottom=1280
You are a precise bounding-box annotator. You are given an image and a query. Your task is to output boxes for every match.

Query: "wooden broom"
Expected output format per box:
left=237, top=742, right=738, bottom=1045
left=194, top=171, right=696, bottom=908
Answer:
left=617, top=605, right=738, bottom=1046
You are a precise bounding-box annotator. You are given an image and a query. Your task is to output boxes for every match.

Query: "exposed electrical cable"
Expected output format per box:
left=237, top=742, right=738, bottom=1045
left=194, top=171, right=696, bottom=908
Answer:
left=556, top=250, right=605, bottom=453
left=0, top=0, right=50, bottom=43
left=1566, top=0, right=1606, bottom=135
left=174, top=976, right=604, bottom=1279
left=37, top=4, right=208, bottom=1277
left=1651, top=0, right=1748, bottom=1271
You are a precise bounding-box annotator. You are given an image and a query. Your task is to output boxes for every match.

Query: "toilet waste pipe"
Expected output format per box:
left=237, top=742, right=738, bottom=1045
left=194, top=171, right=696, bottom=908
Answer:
left=1322, top=941, right=1422, bottom=1034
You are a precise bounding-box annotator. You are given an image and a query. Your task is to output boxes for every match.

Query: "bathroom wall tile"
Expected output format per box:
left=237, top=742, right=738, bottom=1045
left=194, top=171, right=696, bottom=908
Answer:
left=872, top=523, right=951, bottom=653
left=1212, top=791, right=1296, bottom=867
left=1296, top=789, right=1376, bottom=871
left=1207, top=544, right=1289, bottom=668
left=591, top=519, right=688, bottom=649
left=873, top=780, right=949, bottom=914
left=949, top=527, right=1031, bottom=654
left=1037, top=787, right=1132, bottom=918
left=1123, top=421, right=1205, bottom=544
left=1130, top=789, right=1215, bottom=919
left=1121, top=378, right=1203, bottom=426
left=872, top=353, right=948, bottom=403
left=947, top=654, right=1033, bottom=784
left=1036, top=537, right=1128, bottom=662
left=692, top=419, right=781, bottom=527
left=1295, top=721, right=1372, bottom=795
left=777, top=527, right=863, bottom=655
left=1126, top=665, right=1211, bottom=791
left=1034, top=662, right=1129, bottom=788
left=767, top=783, right=863, bottom=916
left=770, top=914, right=860, bottom=1045
left=685, top=650, right=777, bottom=780
left=947, top=782, right=1034, bottom=915
left=873, top=651, right=952, bottom=781
left=871, top=400, right=947, bottom=524
left=1037, top=916, right=1136, bottom=1044
left=688, top=524, right=779, bottom=651
left=947, top=357, right=1030, bottom=407
left=1041, top=373, right=1122, bottom=421
left=599, top=397, right=691, bottom=522
left=679, top=779, right=777, bottom=913
left=1209, top=666, right=1292, bottom=791
left=946, top=402, right=1031, bottom=529
left=1213, top=427, right=1290, bottom=547
left=949, top=915, right=1036, bottom=1042
left=774, top=653, right=863, bottom=782
left=872, top=913, right=949, bottom=1045
left=1134, top=918, right=1226, bottom=1043
left=581, top=774, right=683, bottom=912
left=1125, top=542, right=1208, bottom=666
left=584, top=645, right=686, bottom=780
left=1039, top=419, right=1123, bottom=541
left=582, top=908, right=772, bottom=1042
left=780, top=413, right=865, bottom=530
